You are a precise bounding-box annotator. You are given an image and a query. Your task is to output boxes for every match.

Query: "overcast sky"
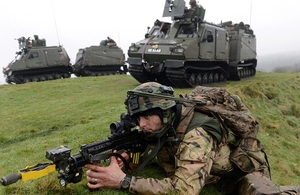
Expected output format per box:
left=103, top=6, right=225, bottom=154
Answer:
left=1, top=0, right=300, bottom=84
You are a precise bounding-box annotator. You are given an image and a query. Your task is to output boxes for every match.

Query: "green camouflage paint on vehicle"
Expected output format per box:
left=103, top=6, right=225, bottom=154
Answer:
left=73, top=37, right=127, bottom=77
left=128, top=0, right=257, bottom=88
left=3, top=35, right=72, bottom=84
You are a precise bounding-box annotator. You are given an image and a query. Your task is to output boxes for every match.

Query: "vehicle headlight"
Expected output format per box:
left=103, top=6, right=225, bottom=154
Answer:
left=130, top=46, right=139, bottom=52
left=174, top=48, right=184, bottom=53
left=6, top=70, right=12, bottom=76
left=171, top=47, right=184, bottom=53
left=129, top=43, right=140, bottom=52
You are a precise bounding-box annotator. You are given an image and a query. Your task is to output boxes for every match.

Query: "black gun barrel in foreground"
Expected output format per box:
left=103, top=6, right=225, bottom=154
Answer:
left=1, top=113, right=145, bottom=187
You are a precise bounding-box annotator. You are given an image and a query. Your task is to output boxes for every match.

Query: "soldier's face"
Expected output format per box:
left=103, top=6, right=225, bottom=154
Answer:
left=138, top=114, right=162, bottom=133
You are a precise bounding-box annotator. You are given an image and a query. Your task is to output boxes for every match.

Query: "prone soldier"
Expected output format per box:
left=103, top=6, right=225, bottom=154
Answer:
left=85, top=82, right=300, bottom=194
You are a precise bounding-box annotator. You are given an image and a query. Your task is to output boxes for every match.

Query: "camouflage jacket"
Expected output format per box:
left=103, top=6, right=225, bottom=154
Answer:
left=128, top=89, right=298, bottom=195
left=129, top=105, right=233, bottom=195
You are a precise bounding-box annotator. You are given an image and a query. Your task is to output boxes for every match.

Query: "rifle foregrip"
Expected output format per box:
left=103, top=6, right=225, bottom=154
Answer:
left=1, top=174, right=22, bottom=186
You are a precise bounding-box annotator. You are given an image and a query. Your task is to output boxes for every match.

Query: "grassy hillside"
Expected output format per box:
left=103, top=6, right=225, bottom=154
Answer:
left=0, top=72, right=299, bottom=194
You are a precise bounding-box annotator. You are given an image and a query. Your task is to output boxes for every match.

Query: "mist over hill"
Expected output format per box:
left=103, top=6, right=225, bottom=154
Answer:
left=257, top=51, right=300, bottom=72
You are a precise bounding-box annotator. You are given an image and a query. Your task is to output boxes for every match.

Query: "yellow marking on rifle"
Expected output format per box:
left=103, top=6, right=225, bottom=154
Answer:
left=133, top=153, right=140, bottom=164
left=133, top=153, right=136, bottom=164
left=18, top=164, right=56, bottom=182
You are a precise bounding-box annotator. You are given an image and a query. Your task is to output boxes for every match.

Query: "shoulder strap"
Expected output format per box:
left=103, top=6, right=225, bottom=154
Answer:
left=172, top=103, right=182, bottom=131
left=175, top=103, right=195, bottom=140
left=187, top=111, right=224, bottom=145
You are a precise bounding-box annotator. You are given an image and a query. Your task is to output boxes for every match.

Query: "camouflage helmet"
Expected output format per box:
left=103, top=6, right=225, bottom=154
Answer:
left=190, top=0, right=196, bottom=5
left=125, top=82, right=176, bottom=117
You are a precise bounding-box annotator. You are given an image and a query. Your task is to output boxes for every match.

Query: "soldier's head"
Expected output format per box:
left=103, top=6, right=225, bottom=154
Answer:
left=189, top=0, right=197, bottom=7
left=34, top=35, right=39, bottom=40
left=125, top=82, right=176, bottom=133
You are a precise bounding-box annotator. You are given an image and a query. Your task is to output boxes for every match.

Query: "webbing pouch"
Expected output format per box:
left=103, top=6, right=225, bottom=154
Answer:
left=230, top=147, right=255, bottom=173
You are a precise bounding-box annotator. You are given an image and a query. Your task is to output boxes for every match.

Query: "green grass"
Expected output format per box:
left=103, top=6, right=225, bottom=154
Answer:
left=0, top=72, right=300, bottom=194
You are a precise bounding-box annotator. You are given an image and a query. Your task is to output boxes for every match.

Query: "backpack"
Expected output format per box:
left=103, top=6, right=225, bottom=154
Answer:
left=187, top=86, right=259, bottom=139
left=180, top=86, right=269, bottom=173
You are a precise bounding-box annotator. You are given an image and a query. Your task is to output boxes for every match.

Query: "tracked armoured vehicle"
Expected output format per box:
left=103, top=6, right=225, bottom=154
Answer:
left=127, top=0, right=257, bottom=88
left=72, top=37, right=127, bottom=77
left=3, top=35, right=72, bottom=84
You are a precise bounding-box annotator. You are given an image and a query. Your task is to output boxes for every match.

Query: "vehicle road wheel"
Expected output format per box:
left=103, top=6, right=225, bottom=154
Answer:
left=55, top=74, right=61, bottom=79
left=32, top=76, right=39, bottom=82
left=23, top=78, right=31, bottom=83
left=63, top=73, right=71, bottom=78
left=47, top=74, right=54, bottom=80
left=220, top=73, right=226, bottom=82
left=188, top=73, right=196, bottom=86
left=202, top=73, right=208, bottom=84
left=214, top=73, right=219, bottom=82
left=196, top=74, right=202, bottom=85
left=40, top=75, right=47, bottom=81
left=238, top=70, right=242, bottom=79
left=208, top=73, right=213, bottom=83
left=241, top=69, right=244, bottom=78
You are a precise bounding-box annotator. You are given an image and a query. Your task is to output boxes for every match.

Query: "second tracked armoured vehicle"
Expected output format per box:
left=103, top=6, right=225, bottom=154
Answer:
left=3, top=35, right=72, bottom=84
left=127, top=0, right=257, bottom=88
left=72, top=37, right=127, bottom=77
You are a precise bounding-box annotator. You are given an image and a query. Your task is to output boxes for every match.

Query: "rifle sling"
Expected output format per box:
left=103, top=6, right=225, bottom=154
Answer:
left=135, top=135, right=167, bottom=172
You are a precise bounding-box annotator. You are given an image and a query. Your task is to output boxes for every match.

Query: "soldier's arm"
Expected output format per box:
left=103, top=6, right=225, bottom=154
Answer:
left=129, top=128, right=217, bottom=194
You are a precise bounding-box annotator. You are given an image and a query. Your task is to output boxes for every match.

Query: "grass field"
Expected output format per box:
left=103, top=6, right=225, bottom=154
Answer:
left=0, top=72, right=299, bottom=194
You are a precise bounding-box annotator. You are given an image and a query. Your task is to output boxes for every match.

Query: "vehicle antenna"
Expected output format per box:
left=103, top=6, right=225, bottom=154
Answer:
left=250, top=0, right=253, bottom=25
left=51, top=5, right=61, bottom=46
left=118, top=31, right=121, bottom=47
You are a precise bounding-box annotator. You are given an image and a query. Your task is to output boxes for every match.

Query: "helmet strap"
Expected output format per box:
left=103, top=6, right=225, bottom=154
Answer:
left=162, top=109, right=175, bottom=125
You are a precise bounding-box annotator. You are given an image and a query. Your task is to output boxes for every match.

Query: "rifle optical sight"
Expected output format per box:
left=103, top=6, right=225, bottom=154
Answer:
left=46, top=146, right=71, bottom=162
left=110, top=113, right=137, bottom=135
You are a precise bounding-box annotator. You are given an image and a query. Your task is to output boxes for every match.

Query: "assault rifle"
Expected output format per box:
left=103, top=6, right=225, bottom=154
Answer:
left=1, top=113, right=146, bottom=187
left=1, top=90, right=208, bottom=188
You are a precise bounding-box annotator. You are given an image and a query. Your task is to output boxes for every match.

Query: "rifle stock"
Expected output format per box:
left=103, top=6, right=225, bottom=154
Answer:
left=1, top=174, right=22, bottom=186
left=1, top=163, right=56, bottom=186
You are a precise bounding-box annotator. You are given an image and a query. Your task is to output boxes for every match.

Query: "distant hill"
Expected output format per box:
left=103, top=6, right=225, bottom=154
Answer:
left=257, top=51, right=300, bottom=72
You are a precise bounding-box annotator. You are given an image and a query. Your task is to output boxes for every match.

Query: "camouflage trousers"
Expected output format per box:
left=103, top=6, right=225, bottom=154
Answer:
left=237, top=168, right=300, bottom=195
